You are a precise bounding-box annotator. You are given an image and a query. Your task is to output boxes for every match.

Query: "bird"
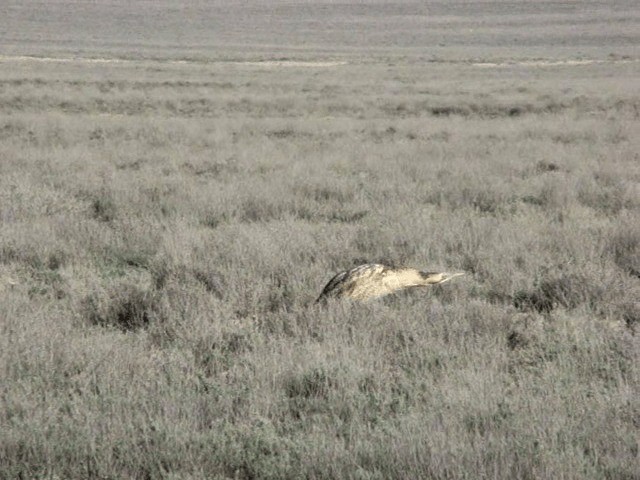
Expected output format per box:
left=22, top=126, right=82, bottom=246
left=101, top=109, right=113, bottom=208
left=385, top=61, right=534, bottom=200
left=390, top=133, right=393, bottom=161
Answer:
left=316, top=263, right=464, bottom=302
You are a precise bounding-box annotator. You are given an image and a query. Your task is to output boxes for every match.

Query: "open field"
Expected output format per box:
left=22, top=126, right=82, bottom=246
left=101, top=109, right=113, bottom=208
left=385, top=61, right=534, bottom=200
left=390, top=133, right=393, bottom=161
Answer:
left=1, top=1, right=640, bottom=479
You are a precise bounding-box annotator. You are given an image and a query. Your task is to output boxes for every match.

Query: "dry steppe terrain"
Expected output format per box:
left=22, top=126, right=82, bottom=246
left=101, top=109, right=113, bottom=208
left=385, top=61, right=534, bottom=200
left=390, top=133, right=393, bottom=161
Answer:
left=1, top=1, right=639, bottom=479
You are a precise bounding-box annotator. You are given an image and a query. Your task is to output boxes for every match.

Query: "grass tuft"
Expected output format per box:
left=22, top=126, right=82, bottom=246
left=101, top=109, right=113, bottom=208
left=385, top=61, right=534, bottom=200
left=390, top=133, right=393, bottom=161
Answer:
left=82, top=280, right=160, bottom=331
left=89, top=189, right=117, bottom=223
left=610, top=223, right=640, bottom=278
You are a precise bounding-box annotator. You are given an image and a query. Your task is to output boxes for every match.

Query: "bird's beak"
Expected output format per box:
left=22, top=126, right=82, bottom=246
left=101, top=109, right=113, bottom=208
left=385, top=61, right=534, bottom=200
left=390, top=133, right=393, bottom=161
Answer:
left=439, top=272, right=465, bottom=284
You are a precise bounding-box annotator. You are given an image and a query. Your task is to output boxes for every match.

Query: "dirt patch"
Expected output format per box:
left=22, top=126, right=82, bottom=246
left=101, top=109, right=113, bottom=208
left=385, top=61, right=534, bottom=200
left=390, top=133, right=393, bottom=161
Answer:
left=473, top=58, right=638, bottom=68
left=0, top=55, right=347, bottom=68
left=0, top=55, right=133, bottom=64
left=230, top=60, right=347, bottom=67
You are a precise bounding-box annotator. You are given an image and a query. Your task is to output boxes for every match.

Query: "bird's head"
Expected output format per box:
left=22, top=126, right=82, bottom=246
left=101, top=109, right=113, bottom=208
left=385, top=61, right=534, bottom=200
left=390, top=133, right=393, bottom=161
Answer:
left=419, top=271, right=465, bottom=285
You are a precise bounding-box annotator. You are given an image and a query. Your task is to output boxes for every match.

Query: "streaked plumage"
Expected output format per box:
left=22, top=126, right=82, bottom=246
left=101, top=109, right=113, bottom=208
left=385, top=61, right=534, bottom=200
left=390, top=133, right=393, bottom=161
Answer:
left=316, top=263, right=464, bottom=302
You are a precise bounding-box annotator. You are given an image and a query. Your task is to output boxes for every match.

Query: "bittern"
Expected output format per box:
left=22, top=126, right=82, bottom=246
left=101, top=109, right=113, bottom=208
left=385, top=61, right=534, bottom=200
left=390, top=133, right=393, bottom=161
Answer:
left=317, top=263, right=464, bottom=302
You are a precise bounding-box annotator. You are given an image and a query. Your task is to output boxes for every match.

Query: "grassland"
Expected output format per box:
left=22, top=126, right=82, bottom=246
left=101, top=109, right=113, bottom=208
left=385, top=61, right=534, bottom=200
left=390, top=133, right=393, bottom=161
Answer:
left=1, top=1, right=640, bottom=479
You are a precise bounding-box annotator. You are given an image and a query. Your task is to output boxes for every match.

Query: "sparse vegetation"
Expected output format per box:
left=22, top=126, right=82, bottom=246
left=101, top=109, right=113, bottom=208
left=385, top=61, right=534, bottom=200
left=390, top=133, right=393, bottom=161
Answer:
left=1, top=1, right=639, bottom=478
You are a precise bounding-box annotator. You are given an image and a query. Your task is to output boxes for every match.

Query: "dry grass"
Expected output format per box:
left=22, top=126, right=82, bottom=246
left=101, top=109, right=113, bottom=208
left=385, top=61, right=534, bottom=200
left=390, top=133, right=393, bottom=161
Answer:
left=1, top=1, right=640, bottom=479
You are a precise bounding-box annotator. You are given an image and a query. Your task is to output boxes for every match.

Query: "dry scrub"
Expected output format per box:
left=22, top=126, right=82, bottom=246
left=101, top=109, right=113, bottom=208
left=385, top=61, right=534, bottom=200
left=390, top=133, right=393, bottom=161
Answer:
left=1, top=3, right=640, bottom=477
